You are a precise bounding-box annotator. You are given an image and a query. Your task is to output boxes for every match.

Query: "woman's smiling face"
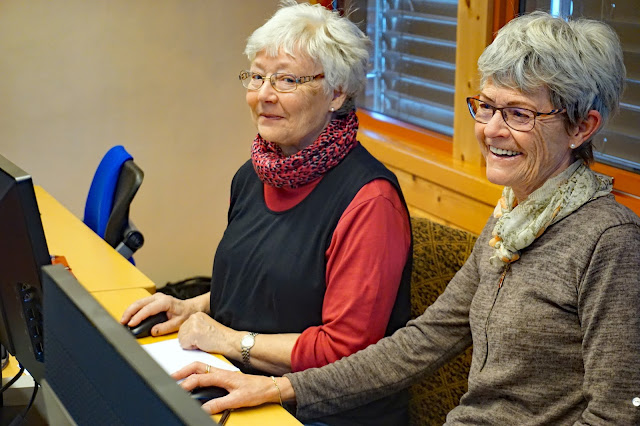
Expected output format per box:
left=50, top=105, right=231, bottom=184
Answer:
left=475, top=82, right=576, bottom=201
left=246, top=49, right=344, bottom=156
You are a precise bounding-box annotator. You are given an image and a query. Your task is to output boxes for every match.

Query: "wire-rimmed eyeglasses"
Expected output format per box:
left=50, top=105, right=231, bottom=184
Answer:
left=239, top=71, right=325, bottom=93
left=466, top=96, right=565, bottom=132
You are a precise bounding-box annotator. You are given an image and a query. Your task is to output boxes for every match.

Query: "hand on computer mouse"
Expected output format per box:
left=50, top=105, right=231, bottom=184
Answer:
left=190, top=386, right=229, bottom=404
left=121, top=292, right=210, bottom=336
left=173, top=361, right=287, bottom=415
left=127, top=312, right=168, bottom=338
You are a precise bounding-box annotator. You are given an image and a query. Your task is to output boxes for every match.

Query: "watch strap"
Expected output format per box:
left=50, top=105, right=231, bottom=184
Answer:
left=241, top=332, right=258, bottom=369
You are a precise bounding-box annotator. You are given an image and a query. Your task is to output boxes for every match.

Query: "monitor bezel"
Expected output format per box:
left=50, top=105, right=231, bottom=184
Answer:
left=0, top=154, right=50, bottom=381
left=42, top=264, right=216, bottom=425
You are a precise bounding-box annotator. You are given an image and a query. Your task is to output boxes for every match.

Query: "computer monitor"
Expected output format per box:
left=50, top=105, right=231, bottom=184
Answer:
left=42, top=264, right=217, bottom=425
left=0, top=154, right=50, bottom=382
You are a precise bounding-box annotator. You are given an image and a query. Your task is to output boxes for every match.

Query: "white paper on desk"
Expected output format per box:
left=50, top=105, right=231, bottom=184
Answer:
left=142, top=338, right=239, bottom=375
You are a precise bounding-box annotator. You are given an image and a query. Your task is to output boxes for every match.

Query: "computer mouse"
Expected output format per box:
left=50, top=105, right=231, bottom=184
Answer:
left=190, top=386, right=229, bottom=404
left=127, top=312, right=168, bottom=338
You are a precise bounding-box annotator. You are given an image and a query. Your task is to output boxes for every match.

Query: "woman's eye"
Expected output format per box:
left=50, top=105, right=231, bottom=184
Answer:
left=251, top=74, right=264, bottom=81
left=479, top=102, right=492, bottom=110
left=281, top=76, right=296, bottom=84
left=511, top=109, right=532, bottom=118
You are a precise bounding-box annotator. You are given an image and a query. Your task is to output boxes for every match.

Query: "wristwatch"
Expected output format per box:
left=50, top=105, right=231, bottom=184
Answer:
left=241, top=332, right=258, bottom=369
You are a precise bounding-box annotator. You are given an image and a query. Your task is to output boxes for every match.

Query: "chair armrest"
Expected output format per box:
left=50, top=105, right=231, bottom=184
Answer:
left=114, top=221, right=144, bottom=260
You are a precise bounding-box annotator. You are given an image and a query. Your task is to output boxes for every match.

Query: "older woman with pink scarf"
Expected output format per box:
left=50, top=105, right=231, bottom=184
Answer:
left=122, top=2, right=412, bottom=425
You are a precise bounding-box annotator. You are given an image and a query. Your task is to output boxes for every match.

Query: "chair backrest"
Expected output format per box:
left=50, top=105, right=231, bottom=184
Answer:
left=408, top=217, right=477, bottom=426
left=84, top=145, right=133, bottom=238
left=104, top=160, right=143, bottom=247
left=84, top=146, right=144, bottom=262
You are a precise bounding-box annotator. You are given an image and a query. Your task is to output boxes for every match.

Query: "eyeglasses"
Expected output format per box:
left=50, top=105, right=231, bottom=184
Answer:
left=239, top=71, right=325, bottom=93
left=466, top=96, right=565, bottom=132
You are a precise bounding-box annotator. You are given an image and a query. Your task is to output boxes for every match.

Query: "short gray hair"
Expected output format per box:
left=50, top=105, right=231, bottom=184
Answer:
left=477, top=11, right=625, bottom=164
left=244, top=0, right=370, bottom=115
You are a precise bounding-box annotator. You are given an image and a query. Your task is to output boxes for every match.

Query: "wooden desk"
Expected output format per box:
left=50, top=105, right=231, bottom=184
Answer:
left=31, top=188, right=300, bottom=425
left=35, top=186, right=155, bottom=293
left=93, top=288, right=302, bottom=426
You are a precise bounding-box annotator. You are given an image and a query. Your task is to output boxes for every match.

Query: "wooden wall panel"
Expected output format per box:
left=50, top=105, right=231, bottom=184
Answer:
left=388, top=166, right=494, bottom=234
left=452, top=0, right=494, bottom=166
left=358, top=122, right=502, bottom=235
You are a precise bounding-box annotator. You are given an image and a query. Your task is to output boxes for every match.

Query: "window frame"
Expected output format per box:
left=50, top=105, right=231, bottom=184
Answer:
left=356, top=0, right=640, bottom=218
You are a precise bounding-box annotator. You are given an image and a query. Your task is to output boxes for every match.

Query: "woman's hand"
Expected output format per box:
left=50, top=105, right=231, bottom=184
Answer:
left=172, top=362, right=292, bottom=415
left=178, top=312, right=239, bottom=355
left=120, top=292, right=209, bottom=336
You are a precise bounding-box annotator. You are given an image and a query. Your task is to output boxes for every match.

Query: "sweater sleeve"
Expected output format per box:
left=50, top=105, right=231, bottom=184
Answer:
left=285, top=225, right=483, bottom=421
left=290, top=179, right=410, bottom=372
left=576, top=223, right=640, bottom=425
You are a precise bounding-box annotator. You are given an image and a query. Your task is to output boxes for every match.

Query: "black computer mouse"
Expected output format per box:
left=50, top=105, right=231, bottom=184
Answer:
left=127, top=312, right=168, bottom=338
left=190, top=386, right=229, bottom=404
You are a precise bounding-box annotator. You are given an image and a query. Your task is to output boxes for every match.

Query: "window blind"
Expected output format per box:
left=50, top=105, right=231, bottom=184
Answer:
left=360, top=0, right=458, bottom=136
left=525, top=0, right=640, bottom=171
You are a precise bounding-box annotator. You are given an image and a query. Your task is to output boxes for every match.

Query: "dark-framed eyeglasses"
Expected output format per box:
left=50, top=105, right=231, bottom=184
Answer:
left=466, top=96, right=565, bottom=132
left=239, top=71, right=325, bottom=93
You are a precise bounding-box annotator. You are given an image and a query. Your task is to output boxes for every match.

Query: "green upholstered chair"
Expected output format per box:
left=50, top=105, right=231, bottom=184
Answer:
left=408, top=217, right=477, bottom=426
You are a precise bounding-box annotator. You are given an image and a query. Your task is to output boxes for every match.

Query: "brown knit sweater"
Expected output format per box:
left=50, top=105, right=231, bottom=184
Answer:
left=286, top=195, right=640, bottom=425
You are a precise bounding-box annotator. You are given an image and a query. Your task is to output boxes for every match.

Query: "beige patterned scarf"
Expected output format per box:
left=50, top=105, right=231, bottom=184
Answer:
left=489, top=160, right=613, bottom=266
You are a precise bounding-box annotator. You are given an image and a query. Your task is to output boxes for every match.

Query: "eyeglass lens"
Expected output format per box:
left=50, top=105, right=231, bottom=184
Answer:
left=240, top=72, right=298, bottom=92
left=468, top=98, right=535, bottom=131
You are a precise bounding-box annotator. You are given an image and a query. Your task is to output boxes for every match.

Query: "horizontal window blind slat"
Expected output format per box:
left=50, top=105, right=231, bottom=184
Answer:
left=381, top=63, right=455, bottom=90
left=582, top=1, right=640, bottom=24
left=382, top=0, right=458, bottom=17
left=382, top=91, right=454, bottom=136
left=594, top=152, right=640, bottom=173
left=383, top=9, right=457, bottom=24
left=360, top=0, right=459, bottom=136
left=606, top=21, right=640, bottom=51
left=606, top=106, right=640, bottom=136
left=381, top=50, right=456, bottom=71
left=625, top=52, right=640, bottom=80
left=382, top=70, right=454, bottom=91
left=621, top=79, right=640, bottom=106
left=381, top=73, right=454, bottom=105
left=382, top=31, right=456, bottom=49
left=594, top=132, right=640, bottom=166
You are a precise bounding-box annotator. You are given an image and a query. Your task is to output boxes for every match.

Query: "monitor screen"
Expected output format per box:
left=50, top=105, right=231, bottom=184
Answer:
left=0, top=154, right=50, bottom=382
left=42, top=264, right=217, bottom=425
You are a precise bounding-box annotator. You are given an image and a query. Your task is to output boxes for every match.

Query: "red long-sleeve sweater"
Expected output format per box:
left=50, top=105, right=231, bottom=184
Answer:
left=263, top=178, right=411, bottom=372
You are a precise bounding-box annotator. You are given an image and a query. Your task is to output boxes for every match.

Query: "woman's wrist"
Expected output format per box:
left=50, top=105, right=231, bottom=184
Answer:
left=270, top=376, right=283, bottom=406
left=224, top=329, right=245, bottom=360
left=188, top=292, right=210, bottom=315
left=274, top=377, right=295, bottom=403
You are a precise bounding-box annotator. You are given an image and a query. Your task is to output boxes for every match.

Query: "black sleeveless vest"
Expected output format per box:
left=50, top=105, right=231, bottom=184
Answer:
left=210, top=144, right=411, bottom=338
left=210, top=144, right=411, bottom=425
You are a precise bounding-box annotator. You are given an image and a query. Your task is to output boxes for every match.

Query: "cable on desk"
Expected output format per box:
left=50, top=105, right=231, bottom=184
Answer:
left=219, top=409, right=231, bottom=425
left=8, top=381, right=39, bottom=426
left=0, top=366, right=25, bottom=394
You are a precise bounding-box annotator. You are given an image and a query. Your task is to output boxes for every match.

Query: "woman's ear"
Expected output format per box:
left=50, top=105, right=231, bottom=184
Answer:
left=569, top=110, right=602, bottom=149
left=329, top=90, right=348, bottom=112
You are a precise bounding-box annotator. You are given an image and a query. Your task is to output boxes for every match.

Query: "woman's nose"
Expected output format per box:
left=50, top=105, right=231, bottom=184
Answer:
left=257, top=79, right=278, bottom=102
left=484, top=109, right=510, bottom=137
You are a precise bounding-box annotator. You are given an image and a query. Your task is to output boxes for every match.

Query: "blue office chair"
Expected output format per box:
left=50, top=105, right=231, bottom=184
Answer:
left=84, top=145, right=144, bottom=263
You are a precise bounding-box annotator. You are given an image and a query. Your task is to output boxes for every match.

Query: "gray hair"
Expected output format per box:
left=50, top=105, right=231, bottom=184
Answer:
left=244, top=0, right=370, bottom=116
left=477, top=11, right=625, bottom=164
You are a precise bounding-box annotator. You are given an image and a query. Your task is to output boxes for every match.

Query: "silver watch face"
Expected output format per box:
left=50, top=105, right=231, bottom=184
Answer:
left=241, top=334, right=255, bottom=349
